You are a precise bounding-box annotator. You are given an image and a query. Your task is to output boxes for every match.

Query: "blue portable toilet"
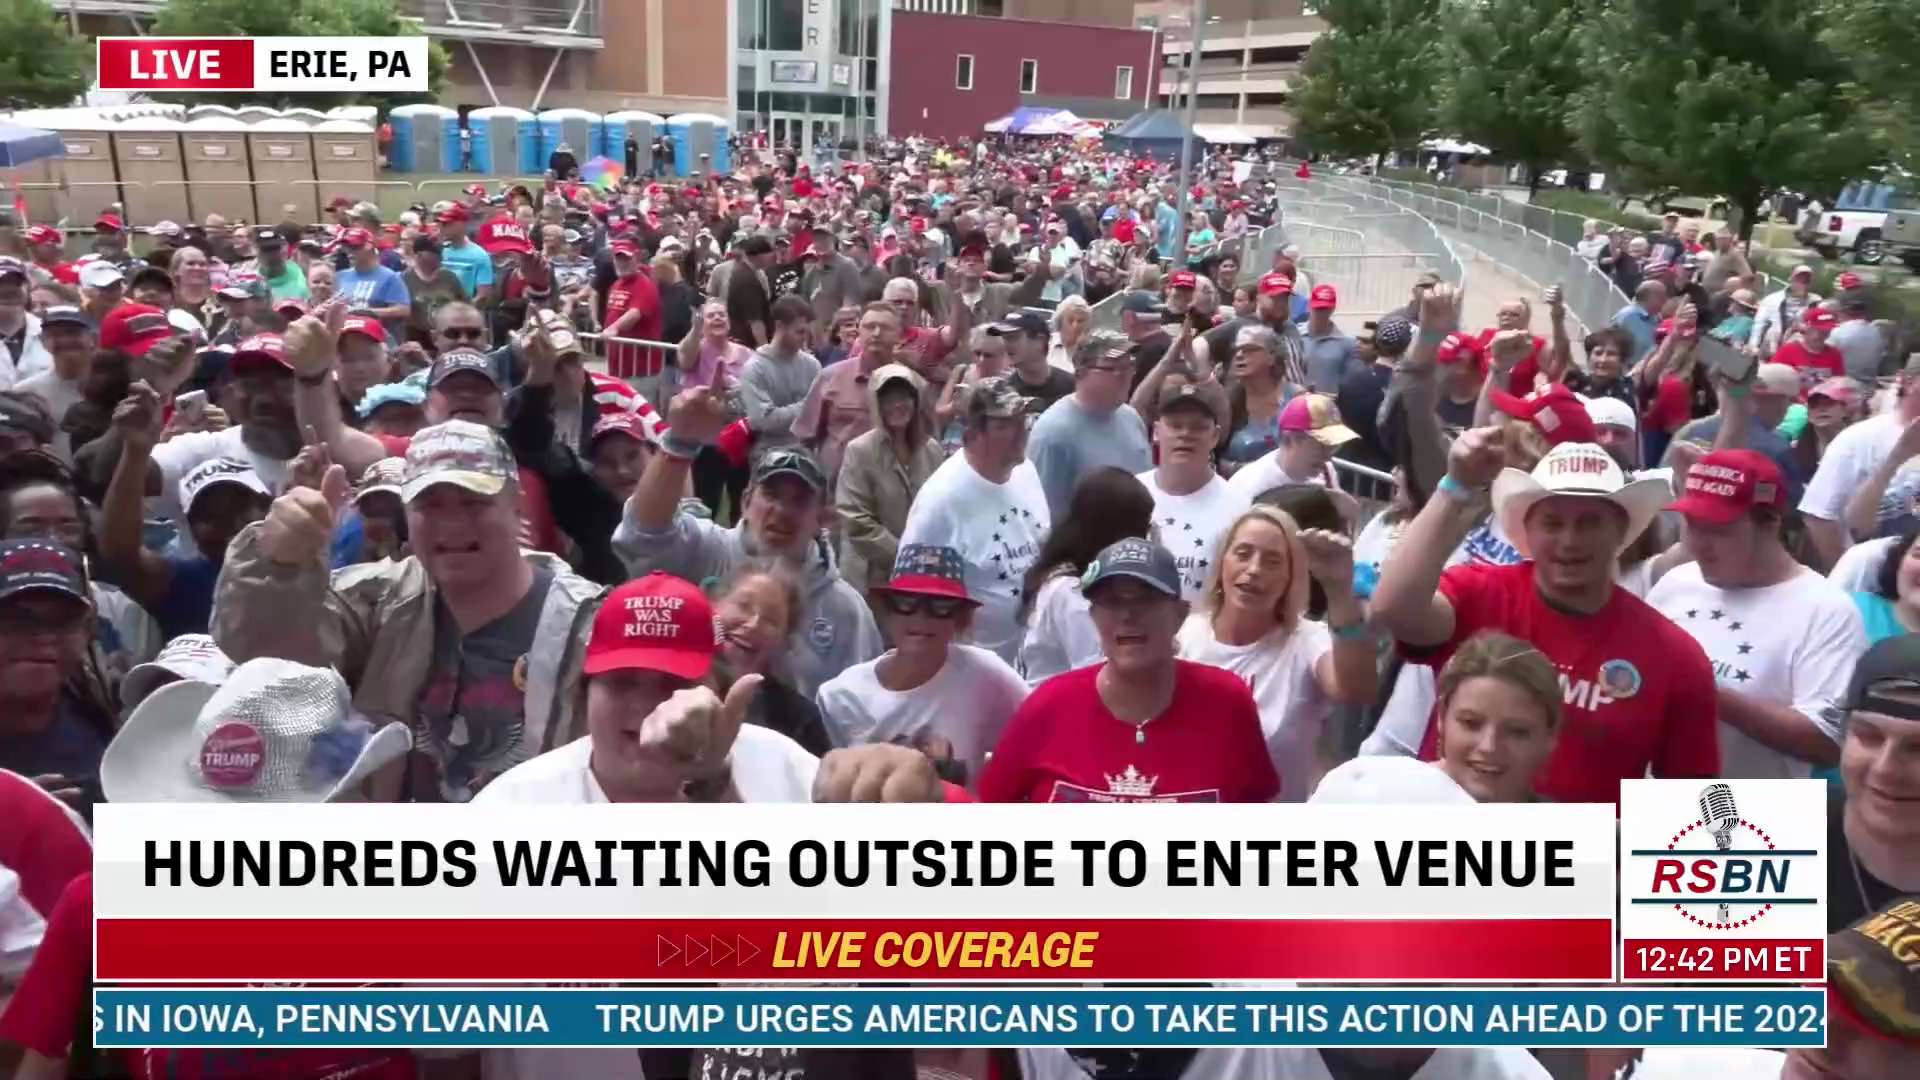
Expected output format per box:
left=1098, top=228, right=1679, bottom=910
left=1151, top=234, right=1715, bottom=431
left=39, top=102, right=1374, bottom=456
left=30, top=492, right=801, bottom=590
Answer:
left=539, top=108, right=598, bottom=172
left=666, top=112, right=731, bottom=178
left=388, top=104, right=456, bottom=173
left=603, top=110, right=665, bottom=173
left=469, top=106, right=535, bottom=176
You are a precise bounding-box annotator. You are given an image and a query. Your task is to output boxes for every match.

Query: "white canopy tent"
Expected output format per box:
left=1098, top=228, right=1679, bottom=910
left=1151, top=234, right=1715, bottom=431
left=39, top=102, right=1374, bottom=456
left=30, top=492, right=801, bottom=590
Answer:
left=1193, top=123, right=1257, bottom=145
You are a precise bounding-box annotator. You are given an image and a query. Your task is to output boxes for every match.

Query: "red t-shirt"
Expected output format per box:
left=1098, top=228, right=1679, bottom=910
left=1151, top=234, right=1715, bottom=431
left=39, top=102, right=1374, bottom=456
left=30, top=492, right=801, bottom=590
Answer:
left=977, top=661, right=1280, bottom=803
left=1770, top=340, right=1845, bottom=398
left=1644, top=375, right=1693, bottom=434
left=1476, top=329, right=1545, bottom=396
left=603, top=270, right=664, bottom=378
left=1408, top=562, right=1720, bottom=803
left=0, top=768, right=91, bottom=918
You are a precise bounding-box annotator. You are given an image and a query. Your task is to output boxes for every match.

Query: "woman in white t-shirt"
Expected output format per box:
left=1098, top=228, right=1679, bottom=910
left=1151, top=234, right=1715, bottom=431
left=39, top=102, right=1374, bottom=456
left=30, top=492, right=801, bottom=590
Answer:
left=817, top=543, right=1029, bottom=787
left=1016, top=468, right=1155, bottom=685
left=1176, top=505, right=1376, bottom=801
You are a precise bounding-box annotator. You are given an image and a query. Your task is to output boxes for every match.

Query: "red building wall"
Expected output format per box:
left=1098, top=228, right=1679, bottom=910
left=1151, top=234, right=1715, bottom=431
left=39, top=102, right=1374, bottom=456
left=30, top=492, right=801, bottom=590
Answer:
left=888, top=12, right=1162, bottom=141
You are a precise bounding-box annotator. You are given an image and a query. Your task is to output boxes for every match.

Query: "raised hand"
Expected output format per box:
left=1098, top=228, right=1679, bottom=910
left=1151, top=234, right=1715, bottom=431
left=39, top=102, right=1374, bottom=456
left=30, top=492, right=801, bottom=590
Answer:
left=665, top=385, right=734, bottom=445
left=284, top=298, right=348, bottom=380
left=111, top=381, right=164, bottom=454
left=257, top=463, right=349, bottom=566
left=1447, top=425, right=1508, bottom=490
left=814, top=743, right=944, bottom=803
left=1298, top=527, right=1357, bottom=589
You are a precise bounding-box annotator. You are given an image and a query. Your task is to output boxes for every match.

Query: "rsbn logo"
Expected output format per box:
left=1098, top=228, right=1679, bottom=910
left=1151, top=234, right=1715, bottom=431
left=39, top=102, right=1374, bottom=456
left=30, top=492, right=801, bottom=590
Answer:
left=1633, top=783, right=1820, bottom=932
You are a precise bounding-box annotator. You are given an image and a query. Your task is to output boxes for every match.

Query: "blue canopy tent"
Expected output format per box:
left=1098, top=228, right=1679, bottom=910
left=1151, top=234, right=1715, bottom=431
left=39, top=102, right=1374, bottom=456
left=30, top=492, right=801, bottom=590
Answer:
left=0, top=120, right=64, bottom=168
left=1106, top=109, right=1197, bottom=163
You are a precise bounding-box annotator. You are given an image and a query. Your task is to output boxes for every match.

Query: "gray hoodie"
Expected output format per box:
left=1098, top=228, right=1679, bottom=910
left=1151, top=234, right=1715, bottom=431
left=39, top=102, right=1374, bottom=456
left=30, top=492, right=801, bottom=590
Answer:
left=611, top=505, right=883, bottom=699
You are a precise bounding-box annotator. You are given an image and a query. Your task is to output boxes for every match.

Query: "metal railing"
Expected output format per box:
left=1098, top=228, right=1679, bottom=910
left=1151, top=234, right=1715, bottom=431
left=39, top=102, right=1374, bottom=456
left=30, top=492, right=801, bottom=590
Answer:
left=1323, top=174, right=1627, bottom=337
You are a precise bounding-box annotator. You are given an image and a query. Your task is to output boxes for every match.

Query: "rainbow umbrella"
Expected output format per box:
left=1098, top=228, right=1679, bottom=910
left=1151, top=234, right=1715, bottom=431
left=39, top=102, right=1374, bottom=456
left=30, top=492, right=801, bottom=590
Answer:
left=581, top=156, right=624, bottom=191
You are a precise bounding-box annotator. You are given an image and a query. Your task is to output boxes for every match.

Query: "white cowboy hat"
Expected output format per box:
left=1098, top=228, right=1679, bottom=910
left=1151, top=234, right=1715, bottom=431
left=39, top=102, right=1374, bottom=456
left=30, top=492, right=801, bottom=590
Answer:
left=102, top=658, right=409, bottom=804
left=1491, top=442, right=1672, bottom=559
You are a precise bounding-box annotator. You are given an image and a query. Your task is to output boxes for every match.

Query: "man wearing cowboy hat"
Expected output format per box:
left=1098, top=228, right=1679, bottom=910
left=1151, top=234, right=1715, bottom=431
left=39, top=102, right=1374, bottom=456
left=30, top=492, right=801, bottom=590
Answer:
left=1372, top=432, right=1720, bottom=803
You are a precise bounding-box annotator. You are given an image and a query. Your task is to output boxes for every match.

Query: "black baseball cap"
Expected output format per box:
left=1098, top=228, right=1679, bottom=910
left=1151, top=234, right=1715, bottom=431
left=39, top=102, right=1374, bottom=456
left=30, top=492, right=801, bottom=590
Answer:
left=751, top=448, right=825, bottom=493
left=989, top=311, right=1050, bottom=339
left=252, top=227, right=284, bottom=247
left=427, top=349, right=502, bottom=389
left=0, top=539, right=89, bottom=606
left=1080, top=538, right=1181, bottom=600
left=1842, top=636, right=1920, bottom=719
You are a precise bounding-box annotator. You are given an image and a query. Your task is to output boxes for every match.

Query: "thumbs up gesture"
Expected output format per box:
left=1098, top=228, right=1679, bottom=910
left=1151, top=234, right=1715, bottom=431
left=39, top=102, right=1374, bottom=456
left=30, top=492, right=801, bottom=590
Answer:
left=259, top=435, right=351, bottom=568
left=284, top=298, right=347, bottom=381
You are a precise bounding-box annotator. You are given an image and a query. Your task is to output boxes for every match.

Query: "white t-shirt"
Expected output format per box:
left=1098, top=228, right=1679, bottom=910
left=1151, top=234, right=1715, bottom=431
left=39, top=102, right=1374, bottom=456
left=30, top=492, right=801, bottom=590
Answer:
left=1018, top=571, right=1104, bottom=685
left=899, top=454, right=1052, bottom=665
left=1225, top=450, right=1333, bottom=502
left=1177, top=612, right=1333, bottom=802
left=815, top=643, right=1027, bottom=783
left=1831, top=535, right=1897, bottom=592
left=1018, top=1047, right=1551, bottom=1080
left=1647, top=564, right=1866, bottom=778
left=1138, top=469, right=1251, bottom=600
left=149, top=425, right=291, bottom=522
left=476, top=725, right=820, bottom=807
left=1799, top=411, right=1900, bottom=522
left=472, top=726, right=818, bottom=1080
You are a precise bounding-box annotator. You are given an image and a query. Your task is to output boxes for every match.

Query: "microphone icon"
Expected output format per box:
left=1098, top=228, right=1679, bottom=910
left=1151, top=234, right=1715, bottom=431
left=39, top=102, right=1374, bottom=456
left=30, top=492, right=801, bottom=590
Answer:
left=1699, top=784, right=1740, bottom=924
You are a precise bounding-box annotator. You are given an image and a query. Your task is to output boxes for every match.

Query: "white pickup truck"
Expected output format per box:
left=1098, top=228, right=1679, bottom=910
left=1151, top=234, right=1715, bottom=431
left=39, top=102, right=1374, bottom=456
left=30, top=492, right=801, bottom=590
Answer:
left=1795, top=175, right=1914, bottom=265
left=1887, top=206, right=1920, bottom=271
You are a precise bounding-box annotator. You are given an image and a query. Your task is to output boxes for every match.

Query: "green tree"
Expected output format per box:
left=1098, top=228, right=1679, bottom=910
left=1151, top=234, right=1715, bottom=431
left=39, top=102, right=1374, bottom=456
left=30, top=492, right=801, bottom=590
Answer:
left=1574, top=0, right=1880, bottom=241
left=1436, top=0, right=1583, bottom=195
left=0, top=0, right=89, bottom=111
left=1289, top=0, right=1440, bottom=159
left=1818, top=0, right=1920, bottom=172
left=152, top=0, right=449, bottom=111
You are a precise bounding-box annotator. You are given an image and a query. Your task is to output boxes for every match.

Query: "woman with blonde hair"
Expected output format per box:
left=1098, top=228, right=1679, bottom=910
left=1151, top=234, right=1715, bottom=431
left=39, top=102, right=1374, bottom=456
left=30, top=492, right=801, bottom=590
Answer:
left=1048, top=294, right=1092, bottom=372
left=1430, top=630, right=1561, bottom=803
left=1176, top=504, right=1376, bottom=800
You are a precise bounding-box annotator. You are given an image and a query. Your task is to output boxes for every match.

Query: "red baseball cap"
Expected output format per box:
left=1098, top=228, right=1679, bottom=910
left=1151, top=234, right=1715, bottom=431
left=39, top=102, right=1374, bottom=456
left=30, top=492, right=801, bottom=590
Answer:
left=1309, top=284, right=1338, bottom=311
left=477, top=219, right=533, bottom=256
left=910, top=218, right=928, bottom=234
left=582, top=571, right=717, bottom=679
left=327, top=195, right=354, bottom=211
left=1487, top=383, right=1596, bottom=446
left=337, top=227, right=374, bottom=248
left=464, top=183, right=488, bottom=200
left=1667, top=449, right=1785, bottom=524
left=272, top=298, right=308, bottom=319
left=435, top=203, right=471, bottom=224
left=230, top=333, right=289, bottom=374
left=1809, top=377, right=1861, bottom=406
left=94, top=213, right=123, bottom=232
left=1258, top=272, right=1294, bottom=297
left=1435, top=332, right=1483, bottom=366
left=1167, top=270, right=1197, bottom=290
left=879, top=543, right=974, bottom=603
left=1804, top=308, right=1838, bottom=330
left=609, top=237, right=641, bottom=258
left=1836, top=271, right=1863, bottom=291
left=24, top=225, right=62, bottom=247
left=98, top=304, right=175, bottom=358
left=591, top=411, right=652, bottom=447
left=340, top=315, right=385, bottom=344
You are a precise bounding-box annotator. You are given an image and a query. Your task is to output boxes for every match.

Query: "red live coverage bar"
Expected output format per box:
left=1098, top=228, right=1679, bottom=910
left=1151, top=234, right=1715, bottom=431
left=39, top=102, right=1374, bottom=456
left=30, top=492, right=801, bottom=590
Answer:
left=96, top=918, right=1613, bottom=983
left=1621, top=938, right=1824, bottom=981
left=96, top=37, right=429, bottom=93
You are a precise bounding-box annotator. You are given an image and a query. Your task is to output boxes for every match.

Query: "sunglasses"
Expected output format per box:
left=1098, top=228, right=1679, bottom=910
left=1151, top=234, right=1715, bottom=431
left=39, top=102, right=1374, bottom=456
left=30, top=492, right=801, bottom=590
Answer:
left=441, top=326, right=487, bottom=342
left=882, top=592, right=967, bottom=619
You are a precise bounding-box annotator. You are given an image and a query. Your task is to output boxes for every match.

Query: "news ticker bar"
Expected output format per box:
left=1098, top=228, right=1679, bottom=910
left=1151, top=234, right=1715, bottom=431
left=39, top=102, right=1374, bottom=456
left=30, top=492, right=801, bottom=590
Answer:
left=91, top=988, right=1828, bottom=1049
left=94, top=918, right=1614, bottom=983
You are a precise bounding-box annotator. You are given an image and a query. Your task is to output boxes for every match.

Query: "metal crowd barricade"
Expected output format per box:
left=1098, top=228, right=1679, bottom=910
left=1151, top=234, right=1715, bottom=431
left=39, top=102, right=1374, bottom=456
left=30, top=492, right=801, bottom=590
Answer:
left=579, top=331, right=680, bottom=407
left=1331, top=457, right=1396, bottom=528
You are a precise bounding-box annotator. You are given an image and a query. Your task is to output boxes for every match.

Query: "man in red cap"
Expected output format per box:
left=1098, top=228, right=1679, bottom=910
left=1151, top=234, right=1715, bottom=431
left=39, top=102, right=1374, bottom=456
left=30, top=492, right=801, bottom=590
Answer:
left=435, top=202, right=494, bottom=307
left=1773, top=305, right=1846, bottom=393
left=1650, top=446, right=1865, bottom=778
left=22, top=226, right=76, bottom=292
left=1300, top=283, right=1358, bottom=393
left=945, top=235, right=1052, bottom=326
left=331, top=228, right=411, bottom=338
left=601, top=237, right=662, bottom=380
left=1202, top=270, right=1304, bottom=382
left=91, top=213, right=132, bottom=270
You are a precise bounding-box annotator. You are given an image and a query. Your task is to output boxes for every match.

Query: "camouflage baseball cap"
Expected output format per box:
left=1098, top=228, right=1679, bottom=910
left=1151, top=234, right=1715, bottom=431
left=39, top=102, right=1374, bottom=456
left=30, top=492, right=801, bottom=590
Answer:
left=400, top=420, right=516, bottom=502
left=1828, top=895, right=1920, bottom=1045
left=964, top=376, right=1027, bottom=425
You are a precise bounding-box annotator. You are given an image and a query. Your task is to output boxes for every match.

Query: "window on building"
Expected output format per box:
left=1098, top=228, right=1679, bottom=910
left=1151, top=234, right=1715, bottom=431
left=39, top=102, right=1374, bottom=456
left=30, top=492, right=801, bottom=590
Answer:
left=766, top=0, right=805, bottom=52
left=1020, top=59, right=1038, bottom=94
left=1115, top=66, right=1133, bottom=100
left=956, top=54, right=974, bottom=91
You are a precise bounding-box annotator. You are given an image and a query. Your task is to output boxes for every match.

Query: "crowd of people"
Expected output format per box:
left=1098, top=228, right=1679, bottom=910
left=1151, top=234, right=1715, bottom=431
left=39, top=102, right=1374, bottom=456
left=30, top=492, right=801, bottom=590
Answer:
left=0, top=130, right=1917, bottom=1080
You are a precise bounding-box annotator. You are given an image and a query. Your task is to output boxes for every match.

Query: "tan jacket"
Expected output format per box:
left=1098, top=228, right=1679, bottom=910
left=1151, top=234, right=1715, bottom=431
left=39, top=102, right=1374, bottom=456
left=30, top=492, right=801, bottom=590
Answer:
left=212, top=527, right=604, bottom=798
left=836, top=363, right=945, bottom=591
